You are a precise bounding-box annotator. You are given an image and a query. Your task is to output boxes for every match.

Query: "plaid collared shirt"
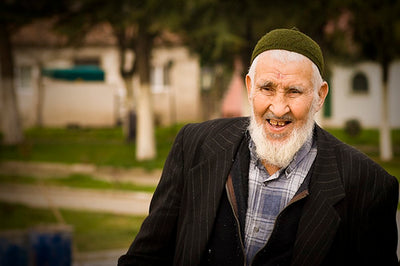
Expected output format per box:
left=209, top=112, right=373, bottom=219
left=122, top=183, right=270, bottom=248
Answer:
left=244, top=134, right=317, bottom=265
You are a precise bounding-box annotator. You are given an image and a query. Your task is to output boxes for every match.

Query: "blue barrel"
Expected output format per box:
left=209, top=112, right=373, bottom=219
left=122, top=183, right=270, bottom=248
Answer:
left=0, top=230, right=29, bottom=266
left=29, top=225, right=73, bottom=266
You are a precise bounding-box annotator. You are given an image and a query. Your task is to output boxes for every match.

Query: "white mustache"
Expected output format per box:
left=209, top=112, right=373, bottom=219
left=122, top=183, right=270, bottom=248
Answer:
left=263, top=112, right=294, bottom=122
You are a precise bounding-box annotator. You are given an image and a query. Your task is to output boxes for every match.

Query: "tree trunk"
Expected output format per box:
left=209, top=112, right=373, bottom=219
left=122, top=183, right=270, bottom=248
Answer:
left=115, top=28, right=136, bottom=142
left=35, top=62, right=44, bottom=127
left=136, top=82, right=156, bottom=160
left=0, top=23, right=24, bottom=144
left=379, top=80, right=392, bottom=161
left=135, top=27, right=156, bottom=160
left=122, top=75, right=136, bottom=142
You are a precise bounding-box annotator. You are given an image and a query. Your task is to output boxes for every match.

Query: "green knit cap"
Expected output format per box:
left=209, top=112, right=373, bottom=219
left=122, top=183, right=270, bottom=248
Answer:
left=251, top=28, right=324, bottom=76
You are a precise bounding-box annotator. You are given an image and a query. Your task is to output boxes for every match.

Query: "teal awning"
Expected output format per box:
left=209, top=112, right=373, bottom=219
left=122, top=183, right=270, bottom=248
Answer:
left=42, top=66, right=105, bottom=81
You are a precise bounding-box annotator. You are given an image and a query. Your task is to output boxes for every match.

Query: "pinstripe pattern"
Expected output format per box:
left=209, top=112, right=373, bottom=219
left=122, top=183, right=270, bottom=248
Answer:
left=292, top=128, right=398, bottom=266
left=119, top=117, right=398, bottom=266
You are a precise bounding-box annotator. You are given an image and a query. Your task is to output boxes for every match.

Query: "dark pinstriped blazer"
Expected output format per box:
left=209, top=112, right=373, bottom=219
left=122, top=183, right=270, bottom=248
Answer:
left=119, top=117, right=399, bottom=266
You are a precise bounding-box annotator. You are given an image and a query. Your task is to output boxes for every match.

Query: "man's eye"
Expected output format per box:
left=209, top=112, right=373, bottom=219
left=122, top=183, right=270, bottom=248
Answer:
left=288, top=89, right=301, bottom=94
left=261, top=87, right=273, bottom=92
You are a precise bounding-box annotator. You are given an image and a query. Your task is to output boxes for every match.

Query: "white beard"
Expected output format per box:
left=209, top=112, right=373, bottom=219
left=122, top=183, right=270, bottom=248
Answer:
left=248, top=104, right=316, bottom=169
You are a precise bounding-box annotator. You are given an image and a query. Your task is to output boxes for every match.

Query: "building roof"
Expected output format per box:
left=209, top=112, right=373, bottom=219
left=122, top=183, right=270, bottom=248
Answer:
left=12, top=18, right=117, bottom=47
left=12, top=18, right=183, bottom=48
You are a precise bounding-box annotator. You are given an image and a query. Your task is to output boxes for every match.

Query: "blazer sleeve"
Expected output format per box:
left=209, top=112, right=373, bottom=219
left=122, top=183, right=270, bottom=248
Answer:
left=118, top=125, right=187, bottom=266
left=361, top=172, right=399, bottom=265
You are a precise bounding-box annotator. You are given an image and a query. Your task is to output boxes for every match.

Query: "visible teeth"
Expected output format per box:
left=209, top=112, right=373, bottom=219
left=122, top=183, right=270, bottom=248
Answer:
left=270, top=120, right=278, bottom=126
left=269, top=119, right=286, bottom=126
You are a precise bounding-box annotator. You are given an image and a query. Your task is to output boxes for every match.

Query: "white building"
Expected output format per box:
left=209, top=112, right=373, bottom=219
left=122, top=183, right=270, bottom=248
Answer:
left=6, top=20, right=201, bottom=129
left=322, top=61, right=400, bottom=129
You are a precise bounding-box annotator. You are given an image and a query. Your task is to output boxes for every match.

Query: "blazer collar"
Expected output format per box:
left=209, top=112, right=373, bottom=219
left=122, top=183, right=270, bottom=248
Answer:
left=186, top=118, right=249, bottom=266
left=200, top=117, right=250, bottom=157
left=292, top=125, right=345, bottom=266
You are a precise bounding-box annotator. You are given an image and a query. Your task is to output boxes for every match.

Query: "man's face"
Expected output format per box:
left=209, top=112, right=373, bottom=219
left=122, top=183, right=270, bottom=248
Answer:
left=246, top=52, right=318, bottom=144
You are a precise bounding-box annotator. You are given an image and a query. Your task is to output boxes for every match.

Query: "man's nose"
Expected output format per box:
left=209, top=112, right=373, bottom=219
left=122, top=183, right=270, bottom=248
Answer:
left=269, top=94, right=290, bottom=117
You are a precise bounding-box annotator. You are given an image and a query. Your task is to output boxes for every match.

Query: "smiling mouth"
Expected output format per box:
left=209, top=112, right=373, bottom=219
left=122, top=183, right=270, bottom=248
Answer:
left=267, top=119, right=292, bottom=127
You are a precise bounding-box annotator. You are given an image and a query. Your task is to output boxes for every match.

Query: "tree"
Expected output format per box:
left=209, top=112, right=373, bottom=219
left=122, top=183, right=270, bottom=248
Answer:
left=0, top=20, right=23, bottom=145
left=324, top=0, right=400, bottom=161
left=0, top=1, right=69, bottom=144
left=57, top=0, right=182, bottom=160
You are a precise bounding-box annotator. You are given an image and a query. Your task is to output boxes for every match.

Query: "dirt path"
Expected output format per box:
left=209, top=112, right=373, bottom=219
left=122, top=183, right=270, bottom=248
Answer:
left=0, top=183, right=152, bottom=215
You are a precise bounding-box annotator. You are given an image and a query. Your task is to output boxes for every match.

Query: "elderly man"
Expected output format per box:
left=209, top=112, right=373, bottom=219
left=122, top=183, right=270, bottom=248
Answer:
left=119, top=28, right=398, bottom=266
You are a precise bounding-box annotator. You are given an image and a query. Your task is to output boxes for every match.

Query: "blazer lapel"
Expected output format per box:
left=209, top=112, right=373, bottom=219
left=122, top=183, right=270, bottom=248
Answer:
left=184, top=118, right=249, bottom=266
left=291, top=126, right=345, bottom=266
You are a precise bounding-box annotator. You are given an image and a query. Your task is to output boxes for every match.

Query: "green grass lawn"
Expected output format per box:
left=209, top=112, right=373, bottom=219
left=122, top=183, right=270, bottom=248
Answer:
left=0, top=201, right=145, bottom=252
left=0, top=173, right=156, bottom=193
left=0, top=124, right=184, bottom=170
left=326, top=128, right=400, bottom=155
left=1, top=125, right=398, bottom=176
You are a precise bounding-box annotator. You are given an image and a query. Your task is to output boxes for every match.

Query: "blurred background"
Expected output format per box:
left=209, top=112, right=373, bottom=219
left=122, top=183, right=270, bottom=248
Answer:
left=0, top=0, right=399, bottom=265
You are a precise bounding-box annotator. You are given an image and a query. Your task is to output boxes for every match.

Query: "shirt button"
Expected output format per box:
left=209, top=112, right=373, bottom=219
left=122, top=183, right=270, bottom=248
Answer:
left=254, top=227, right=259, bottom=233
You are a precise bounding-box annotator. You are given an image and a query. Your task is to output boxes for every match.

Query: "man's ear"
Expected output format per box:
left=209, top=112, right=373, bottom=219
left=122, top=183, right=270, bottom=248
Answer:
left=246, top=75, right=253, bottom=102
left=315, top=81, right=329, bottom=112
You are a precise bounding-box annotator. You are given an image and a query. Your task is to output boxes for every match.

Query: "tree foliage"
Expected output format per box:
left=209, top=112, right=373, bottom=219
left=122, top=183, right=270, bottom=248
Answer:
left=0, top=0, right=68, bottom=27
left=181, top=0, right=339, bottom=70
left=322, top=0, right=400, bottom=76
left=349, top=0, right=400, bottom=80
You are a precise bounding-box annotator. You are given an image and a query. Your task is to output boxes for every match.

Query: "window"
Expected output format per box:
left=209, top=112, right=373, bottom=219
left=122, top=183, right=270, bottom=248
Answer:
left=352, top=72, right=369, bottom=94
left=151, top=62, right=172, bottom=93
left=17, top=65, right=32, bottom=90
